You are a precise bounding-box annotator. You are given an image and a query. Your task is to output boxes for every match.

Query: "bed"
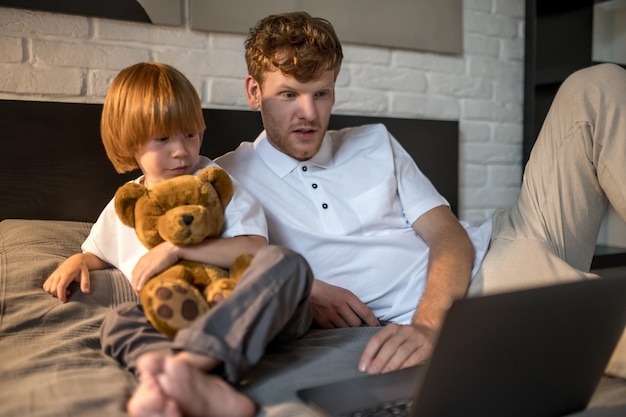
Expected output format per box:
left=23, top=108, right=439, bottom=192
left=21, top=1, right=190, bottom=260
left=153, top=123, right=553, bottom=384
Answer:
left=1, top=99, right=625, bottom=417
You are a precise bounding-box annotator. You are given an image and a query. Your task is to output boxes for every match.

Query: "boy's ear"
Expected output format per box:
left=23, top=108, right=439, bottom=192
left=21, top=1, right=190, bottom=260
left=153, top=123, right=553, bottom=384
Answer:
left=245, top=75, right=261, bottom=110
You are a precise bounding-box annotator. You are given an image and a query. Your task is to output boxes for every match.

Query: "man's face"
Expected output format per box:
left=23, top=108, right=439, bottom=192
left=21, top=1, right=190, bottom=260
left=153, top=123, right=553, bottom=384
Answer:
left=246, top=70, right=335, bottom=161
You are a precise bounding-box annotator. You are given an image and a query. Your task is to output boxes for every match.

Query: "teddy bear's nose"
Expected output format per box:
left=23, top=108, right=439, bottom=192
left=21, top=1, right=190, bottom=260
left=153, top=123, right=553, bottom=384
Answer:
left=182, top=215, right=194, bottom=226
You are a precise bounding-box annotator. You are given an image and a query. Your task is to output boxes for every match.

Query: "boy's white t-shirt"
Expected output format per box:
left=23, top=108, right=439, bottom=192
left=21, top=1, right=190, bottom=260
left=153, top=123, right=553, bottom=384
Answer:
left=82, top=157, right=267, bottom=281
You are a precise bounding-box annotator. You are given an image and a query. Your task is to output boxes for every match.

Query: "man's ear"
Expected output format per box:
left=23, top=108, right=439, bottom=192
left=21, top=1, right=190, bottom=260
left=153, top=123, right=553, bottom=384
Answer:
left=245, top=75, right=261, bottom=110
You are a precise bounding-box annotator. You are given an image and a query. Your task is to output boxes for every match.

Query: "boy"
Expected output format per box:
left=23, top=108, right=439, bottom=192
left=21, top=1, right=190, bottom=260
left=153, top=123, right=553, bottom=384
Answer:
left=44, top=62, right=266, bottom=297
left=44, top=62, right=313, bottom=417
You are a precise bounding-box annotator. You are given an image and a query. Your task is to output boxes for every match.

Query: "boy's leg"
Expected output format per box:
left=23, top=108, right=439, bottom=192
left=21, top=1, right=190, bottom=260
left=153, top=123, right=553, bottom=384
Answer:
left=101, top=245, right=313, bottom=380
left=100, top=301, right=172, bottom=374
left=173, top=245, right=313, bottom=382
left=127, top=353, right=257, bottom=417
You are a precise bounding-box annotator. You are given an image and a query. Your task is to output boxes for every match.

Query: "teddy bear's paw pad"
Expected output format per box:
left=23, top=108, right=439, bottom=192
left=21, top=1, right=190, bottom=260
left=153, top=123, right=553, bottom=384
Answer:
left=146, top=281, right=209, bottom=336
left=155, top=285, right=203, bottom=320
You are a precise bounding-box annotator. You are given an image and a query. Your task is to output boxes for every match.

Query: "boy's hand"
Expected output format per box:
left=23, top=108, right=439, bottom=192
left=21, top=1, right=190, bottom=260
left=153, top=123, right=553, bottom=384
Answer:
left=43, top=253, right=91, bottom=303
left=132, top=242, right=180, bottom=294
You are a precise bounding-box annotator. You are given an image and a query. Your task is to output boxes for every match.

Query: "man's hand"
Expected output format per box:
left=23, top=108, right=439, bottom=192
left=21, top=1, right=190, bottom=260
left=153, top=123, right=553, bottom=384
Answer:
left=311, top=279, right=380, bottom=328
left=353, top=205, right=472, bottom=374
left=358, top=323, right=437, bottom=374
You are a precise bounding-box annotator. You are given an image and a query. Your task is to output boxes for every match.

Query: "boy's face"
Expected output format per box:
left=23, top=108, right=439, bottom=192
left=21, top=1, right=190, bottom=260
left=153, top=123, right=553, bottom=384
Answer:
left=134, top=132, right=202, bottom=187
left=245, top=69, right=335, bottom=161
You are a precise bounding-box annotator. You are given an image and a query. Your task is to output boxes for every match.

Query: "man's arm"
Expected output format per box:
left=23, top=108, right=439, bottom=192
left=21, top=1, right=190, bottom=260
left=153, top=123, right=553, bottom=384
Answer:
left=411, top=205, right=474, bottom=329
left=358, top=205, right=474, bottom=374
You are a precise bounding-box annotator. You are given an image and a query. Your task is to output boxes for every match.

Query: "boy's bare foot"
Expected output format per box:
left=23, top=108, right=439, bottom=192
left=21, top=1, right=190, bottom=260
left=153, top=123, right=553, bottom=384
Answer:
left=127, top=369, right=181, bottom=417
left=127, top=352, right=257, bottom=417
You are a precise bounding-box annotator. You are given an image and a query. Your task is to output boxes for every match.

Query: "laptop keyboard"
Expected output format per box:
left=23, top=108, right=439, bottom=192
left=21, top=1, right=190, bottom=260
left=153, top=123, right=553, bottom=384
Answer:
left=341, top=399, right=413, bottom=417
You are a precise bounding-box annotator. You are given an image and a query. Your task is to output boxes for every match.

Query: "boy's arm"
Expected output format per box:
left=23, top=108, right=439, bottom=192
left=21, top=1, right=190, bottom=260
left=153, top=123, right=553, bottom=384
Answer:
left=131, top=235, right=267, bottom=293
left=179, top=235, right=268, bottom=267
left=43, top=252, right=111, bottom=303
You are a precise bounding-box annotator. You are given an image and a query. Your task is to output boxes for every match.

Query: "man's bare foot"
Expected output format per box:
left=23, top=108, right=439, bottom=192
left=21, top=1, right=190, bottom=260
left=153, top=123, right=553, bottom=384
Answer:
left=127, top=352, right=257, bottom=417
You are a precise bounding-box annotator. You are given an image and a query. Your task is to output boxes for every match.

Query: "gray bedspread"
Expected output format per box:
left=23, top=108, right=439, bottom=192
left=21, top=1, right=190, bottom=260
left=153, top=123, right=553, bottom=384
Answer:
left=0, top=220, right=137, bottom=416
left=1, top=219, right=625, bottom=417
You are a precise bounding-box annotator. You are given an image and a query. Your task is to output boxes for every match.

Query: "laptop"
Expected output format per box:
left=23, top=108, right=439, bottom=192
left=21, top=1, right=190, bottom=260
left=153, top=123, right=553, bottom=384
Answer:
left=298, top=276, right=626, bottom=417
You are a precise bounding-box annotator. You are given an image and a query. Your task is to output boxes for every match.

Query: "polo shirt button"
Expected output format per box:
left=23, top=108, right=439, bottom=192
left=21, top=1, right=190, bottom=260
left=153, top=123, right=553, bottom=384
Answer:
left=322, top=203, right=328, bottom=209
left=312, top=183, right=318, bottom=189
left=302, top=166, right=308, bottom=171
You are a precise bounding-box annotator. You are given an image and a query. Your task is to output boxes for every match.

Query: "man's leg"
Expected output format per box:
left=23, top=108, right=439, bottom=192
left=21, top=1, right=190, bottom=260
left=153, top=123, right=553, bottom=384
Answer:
left=472, top=63, right=626, bottom=292
left=521, top=63, right=626, bottom=269
left=470, top=63, right=626, bottom=377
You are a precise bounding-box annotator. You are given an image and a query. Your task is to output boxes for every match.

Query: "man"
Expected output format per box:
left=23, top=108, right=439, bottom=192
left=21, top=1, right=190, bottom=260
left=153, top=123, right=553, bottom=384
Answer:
left=126, top=11, right=626, bottom=417
left=216, top=11, right=626, bottom=377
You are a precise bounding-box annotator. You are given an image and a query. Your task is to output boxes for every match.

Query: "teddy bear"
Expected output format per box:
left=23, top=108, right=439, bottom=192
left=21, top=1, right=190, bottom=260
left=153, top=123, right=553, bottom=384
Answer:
left=114, top=166, right=253, bottom=339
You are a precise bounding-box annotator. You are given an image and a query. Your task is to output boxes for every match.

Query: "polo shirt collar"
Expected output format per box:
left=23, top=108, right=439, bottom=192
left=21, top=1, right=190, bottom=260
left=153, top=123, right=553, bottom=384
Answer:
left=254, top=130, right=334, bottom=178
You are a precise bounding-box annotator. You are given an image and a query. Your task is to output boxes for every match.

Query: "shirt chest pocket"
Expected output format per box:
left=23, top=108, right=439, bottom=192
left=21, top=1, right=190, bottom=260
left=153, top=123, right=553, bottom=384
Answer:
left=348, top=177, right=409, bottom=233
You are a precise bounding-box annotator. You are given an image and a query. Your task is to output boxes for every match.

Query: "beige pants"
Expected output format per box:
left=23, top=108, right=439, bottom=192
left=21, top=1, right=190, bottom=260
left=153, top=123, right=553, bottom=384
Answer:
left=469, top=63, right=626, bottom=378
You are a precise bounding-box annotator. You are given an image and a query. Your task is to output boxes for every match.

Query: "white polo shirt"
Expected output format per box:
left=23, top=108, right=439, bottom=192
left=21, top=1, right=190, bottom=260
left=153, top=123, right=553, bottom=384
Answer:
left=216, top=124, right=491, bottom=324
left=82, top=157, right=267, bottom=282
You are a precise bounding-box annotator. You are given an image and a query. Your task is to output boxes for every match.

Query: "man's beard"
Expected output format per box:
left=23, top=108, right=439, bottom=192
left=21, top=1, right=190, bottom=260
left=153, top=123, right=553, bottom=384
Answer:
left=261, top=114, right=326, bottom=161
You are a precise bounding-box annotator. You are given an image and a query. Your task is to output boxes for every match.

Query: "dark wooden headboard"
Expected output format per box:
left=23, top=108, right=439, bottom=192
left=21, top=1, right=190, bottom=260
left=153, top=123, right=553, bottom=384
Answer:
left=0, top=99, right=458, bottom=222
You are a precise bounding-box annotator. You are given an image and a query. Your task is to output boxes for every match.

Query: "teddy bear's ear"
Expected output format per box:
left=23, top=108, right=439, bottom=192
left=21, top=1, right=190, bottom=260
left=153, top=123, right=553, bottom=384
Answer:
left=198, top=167, right=234, bottom=208
left=114, top=182, right=148, bottom=227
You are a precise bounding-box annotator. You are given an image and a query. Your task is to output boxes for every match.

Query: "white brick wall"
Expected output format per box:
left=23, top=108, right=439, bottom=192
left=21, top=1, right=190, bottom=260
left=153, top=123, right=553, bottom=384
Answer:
left=0, top=1, right=526, bottom=224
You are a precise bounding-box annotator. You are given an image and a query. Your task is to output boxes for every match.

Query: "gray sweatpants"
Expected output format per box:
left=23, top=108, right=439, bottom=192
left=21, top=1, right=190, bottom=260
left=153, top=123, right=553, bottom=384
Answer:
left=468, top=63, right=626, bottom=377
left=101, top=245, right=313, bottom=382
